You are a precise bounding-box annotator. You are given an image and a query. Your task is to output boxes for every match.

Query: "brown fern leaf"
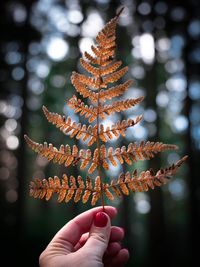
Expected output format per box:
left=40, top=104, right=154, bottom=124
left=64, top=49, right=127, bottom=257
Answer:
left=82, top=176, right=93, bottom=203
left=67, top=95, right=97, bottom=123
left=103, top=183, right=115, bottom=201
left=71, top=72, right=98, bottom=103
left=29, top=174, right=106, bottom=205
left=77, top=7, right=128, bottom=94
left=101, top=61, right=122, bottom=76
left=90, top=45, right=102, bottom=59
left=103, top=66, right=128, bottom=85
left=72, top=70, right=108, bottom=92
left=99, top=80, right=133, bottom=102
left=88, top=148, right=99, bottom=173
left=24, top=135, right=92, bottom=168
left=72, top=72, right=100, bottom=90
left=29, top=174, right=95, bottom=204
left=84, top=51, right=99, bottom=65
left=95, top=8, right=123, bottom=60
left=91, top=176, right=101, bottom=206
left=42, top=106, right=97, bottom=145
left=25, top=134, right=103, bottom=172
left=96, top=24, right=116, bottom=51
left=98, top=116, right=142, bottom=142
left=107, top=156, right=188, bottom=196
left=101, top=97, right=144, bottom=115
left=100, top=142, right=178, bottom=168
left=80, top=58, right=100, bottom=77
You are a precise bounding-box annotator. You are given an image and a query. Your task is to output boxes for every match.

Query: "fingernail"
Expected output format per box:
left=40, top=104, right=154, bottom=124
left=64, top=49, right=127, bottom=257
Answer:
left=94, top=212, right=108, bottom=227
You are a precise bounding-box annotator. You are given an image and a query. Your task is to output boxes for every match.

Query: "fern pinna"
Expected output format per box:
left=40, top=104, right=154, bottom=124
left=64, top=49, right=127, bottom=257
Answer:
left=25, top=8, right=187, bottom=208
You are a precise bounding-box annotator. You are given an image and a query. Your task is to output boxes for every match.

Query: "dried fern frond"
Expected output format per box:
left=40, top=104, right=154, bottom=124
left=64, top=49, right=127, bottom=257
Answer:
left=29, top=174, right=101, bottom=205
left=42, top=106, right=97, bottom=145
left=29, top=156, right=187, bottom=204
left=98, top=80, right=133, bottom=102
left=71, top=72, right=98, bottom=103
left=75, top=8, right=130, bottom=100
left=70, top=73, right=100, bottom=90
left=98, top=116, right=143, bottom=142
left=100, top=97, right=144, bottom=115
left=80, top=58, right=100, bottom=76
left=99, top=142, right=178, bottom=168
left=25, top=8, right=187, bottom=208
left=107, top=156, right=188, bottom=197
left=25, top=135, right=82, bottom=167
left=67, top=95, right=98, bottom=123
left=103, top=66, right=128, bottom=85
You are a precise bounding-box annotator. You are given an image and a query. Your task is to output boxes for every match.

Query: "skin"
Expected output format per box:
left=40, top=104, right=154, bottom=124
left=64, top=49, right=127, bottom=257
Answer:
left=39, top=206, right=129, bottom=267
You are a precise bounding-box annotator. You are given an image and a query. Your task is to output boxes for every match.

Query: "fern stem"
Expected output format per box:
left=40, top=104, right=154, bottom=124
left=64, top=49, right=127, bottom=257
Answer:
left=97, top=101, right=105, bottom=210
left=96, top=71, right=105, bottom=211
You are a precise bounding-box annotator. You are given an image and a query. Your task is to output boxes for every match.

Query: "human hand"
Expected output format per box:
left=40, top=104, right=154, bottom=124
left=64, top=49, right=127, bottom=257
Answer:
left=39, top=206, right=129, bottom=267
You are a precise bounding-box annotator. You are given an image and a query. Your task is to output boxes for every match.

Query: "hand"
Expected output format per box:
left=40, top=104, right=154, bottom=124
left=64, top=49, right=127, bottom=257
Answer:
left=39, top=206, right=129, bottom=267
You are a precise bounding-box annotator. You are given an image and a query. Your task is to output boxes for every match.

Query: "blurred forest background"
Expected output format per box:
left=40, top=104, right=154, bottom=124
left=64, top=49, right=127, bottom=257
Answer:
left=0, top=0, right=200, bottom=266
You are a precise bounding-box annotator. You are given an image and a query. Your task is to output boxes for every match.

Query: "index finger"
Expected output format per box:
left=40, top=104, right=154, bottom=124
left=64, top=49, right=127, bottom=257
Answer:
left=49, top=206, right=117, bottom=252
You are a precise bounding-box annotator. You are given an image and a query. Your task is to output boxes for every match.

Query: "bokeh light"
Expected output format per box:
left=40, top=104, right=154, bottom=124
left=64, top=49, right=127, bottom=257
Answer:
left=46, top=37, right=69, bottom=61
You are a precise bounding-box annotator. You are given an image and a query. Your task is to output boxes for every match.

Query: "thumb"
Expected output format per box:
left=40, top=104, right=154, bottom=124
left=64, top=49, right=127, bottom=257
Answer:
left=83, top=212, right=111, bottom=259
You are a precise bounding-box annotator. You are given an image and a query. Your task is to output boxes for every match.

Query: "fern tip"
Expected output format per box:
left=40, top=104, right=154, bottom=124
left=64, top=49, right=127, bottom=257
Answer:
left=116, top=6, right=124, bottom=17
left=181, top=155, right=188, bottom=161
left=24, top=134, right=29, bottom=141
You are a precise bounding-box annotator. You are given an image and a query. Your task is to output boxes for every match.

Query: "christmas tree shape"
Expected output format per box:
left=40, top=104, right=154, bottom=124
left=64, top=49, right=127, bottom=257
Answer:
left=24, top=8, right=187, bottom=208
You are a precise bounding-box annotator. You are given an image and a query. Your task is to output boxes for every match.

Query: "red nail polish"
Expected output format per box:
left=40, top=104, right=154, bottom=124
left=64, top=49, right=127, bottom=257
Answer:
left=94, top=212, right=108, bottom=227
